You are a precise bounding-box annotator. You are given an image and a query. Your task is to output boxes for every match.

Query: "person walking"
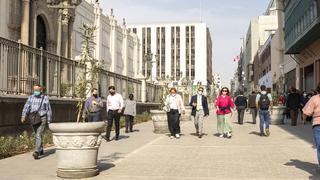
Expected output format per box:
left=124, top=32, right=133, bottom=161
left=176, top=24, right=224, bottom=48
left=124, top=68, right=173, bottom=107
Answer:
left=248, top=91, right=258, bottom=124
left=286, top=87, right=301, bottom=126
left=105, top=86, right=124, bottom=141
left=234, top=90, right=247, bottom=125
left=256, top=85, right=273, bottom=137
left=300, top=91, right=310, bottom=122
left=216, top=87, right=235, bottom=138
left=83, top=88, right=104, bottom=122
left=189, top=87, right=209, bottom=138
left=165, top=87, right=185, bottom=139
left=302, top=84, right=320, bottom=169
left=21, top=84, right=52, bottom=159
left=123, top=94, right=136, bottom=133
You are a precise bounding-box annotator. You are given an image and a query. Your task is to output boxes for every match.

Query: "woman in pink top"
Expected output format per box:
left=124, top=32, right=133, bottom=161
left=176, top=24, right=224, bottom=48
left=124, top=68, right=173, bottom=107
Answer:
left=216, top=87, right=235, bottom=138
left=303, top=84, right=320, bottom=166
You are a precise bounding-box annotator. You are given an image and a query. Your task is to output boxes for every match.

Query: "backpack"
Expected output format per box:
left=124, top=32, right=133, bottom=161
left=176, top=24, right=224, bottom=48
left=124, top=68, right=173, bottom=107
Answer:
left=258, top=93, right=270, bottom=110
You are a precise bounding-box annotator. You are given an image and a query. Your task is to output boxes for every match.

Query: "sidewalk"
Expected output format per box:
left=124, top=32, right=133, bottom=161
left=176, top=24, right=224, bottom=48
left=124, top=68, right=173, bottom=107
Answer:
left=0, top=112, right=319, bottom=180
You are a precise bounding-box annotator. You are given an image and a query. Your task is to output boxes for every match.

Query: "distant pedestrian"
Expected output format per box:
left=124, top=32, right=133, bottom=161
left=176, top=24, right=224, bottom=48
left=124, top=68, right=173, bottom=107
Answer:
left=123, top=94, right=136, bottom=133
left=189, top=87, right=209, bottom=138
left=302, top=83, right=320, bottom=168
left=165, top=87, right=185, bottom=139
left=248, top=91, right=258, bottom=124
left=300, top=91, right=310, bottom=122
left=105, top=86, right=124, bottom=141
left=256, top=85, right=273, bottom=137
left=216, top=87, right=235, bottom=138
left=234, top=90, right=247, bottom=125
left=286, top=87, right=301, bottom=126
left=83, top=88, right=104, bottom=122
left=21, top=84, right=52, bottom=160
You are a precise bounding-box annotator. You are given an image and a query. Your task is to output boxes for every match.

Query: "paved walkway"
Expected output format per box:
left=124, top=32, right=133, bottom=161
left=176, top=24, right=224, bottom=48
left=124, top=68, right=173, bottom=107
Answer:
left=0, top=112, right=319, bottom=180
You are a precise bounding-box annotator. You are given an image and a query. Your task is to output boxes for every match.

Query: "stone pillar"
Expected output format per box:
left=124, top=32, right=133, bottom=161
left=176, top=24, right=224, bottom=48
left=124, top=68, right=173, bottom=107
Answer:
left=141, top=79, right=147, bottom=103
left=21, top=0, right=30, bottom=45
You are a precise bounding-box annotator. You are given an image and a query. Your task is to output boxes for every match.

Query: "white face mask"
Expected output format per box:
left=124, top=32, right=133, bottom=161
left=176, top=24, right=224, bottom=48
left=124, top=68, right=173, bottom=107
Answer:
left=198, top=91, right=203, bottom=95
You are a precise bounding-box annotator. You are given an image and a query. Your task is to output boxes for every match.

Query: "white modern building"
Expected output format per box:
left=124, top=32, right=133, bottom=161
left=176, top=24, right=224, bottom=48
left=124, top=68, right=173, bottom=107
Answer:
left=73, top=0, right=140, bottom=78
left=127, top=22, right=213, bottom=87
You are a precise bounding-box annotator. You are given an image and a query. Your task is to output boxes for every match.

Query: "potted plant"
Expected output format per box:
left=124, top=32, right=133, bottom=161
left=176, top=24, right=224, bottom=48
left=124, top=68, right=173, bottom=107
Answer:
left=49, top=24, right=105, bottom=179
left=150, top=76, right=170, bottom=134
left=270, top=91, right=286, bottom=125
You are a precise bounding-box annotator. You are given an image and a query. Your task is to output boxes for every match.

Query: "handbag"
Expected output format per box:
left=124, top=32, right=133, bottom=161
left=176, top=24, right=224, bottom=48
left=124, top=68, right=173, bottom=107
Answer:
left=27, top=96, right=45, bottom=125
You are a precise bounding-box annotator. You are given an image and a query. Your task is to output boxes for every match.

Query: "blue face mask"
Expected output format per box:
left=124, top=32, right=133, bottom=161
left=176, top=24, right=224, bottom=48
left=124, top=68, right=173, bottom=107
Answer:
left=34, top=91, right=41, bottom=96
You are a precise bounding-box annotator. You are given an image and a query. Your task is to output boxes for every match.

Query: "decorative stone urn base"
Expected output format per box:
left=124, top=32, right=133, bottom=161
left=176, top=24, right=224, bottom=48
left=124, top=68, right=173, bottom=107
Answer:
left=150, top=110, right=169, bottom=134
left=49, top=122, right=105, bottom=179
left=270, top=106, right=286, bottom=125
left=181, top=106, right=192, bottom=121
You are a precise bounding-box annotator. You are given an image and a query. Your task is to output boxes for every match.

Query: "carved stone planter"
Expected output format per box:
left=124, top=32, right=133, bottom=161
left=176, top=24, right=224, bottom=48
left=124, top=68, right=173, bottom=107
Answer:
left=181, top=106, right=192, bottom=121
left=151, top=110, right=169, bottom=134
left=270, top=106, right=286, bottom=125
left=49, top=122, right=105, bottom=179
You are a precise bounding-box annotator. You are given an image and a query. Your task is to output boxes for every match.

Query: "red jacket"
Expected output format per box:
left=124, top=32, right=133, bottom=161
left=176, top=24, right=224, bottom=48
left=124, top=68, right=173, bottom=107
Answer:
left=216, top=95, right=235, bottom=115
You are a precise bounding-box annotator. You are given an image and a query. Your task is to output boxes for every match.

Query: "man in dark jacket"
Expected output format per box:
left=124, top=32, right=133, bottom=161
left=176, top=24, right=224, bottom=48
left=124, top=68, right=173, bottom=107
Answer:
left=235, top=90, right=248, bottom=124
left=189, top=87, right=209, bottom=138
left=287, top=88, right=301, bottom=126
left=248, top=91, right=257, bottom=124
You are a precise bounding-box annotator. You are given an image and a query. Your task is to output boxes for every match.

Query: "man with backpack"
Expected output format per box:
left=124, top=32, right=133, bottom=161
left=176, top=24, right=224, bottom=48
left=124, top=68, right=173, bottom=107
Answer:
left=235, top=90, right=247, bottom=125
left=256, top=85, right=273, bottom=137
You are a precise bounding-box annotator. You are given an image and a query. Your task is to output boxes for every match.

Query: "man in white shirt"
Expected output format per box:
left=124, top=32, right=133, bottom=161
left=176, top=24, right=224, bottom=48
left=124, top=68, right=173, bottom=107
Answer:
left=105, top=86, right=124, bottom=141
left=165, top=87, right=185, bottom=139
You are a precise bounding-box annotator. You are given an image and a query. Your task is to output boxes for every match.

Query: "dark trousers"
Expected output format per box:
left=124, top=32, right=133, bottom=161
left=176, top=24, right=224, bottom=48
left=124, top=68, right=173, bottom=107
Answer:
left=167, top=109, right=180, bottom=136
left=106, top=110, right=121, bottom=139
left=289, top=109, right=299, bottom=126
left=250, top=107, right=257, bottom=124
left=87, top=111, right=101, bottom=122
left=125, top=115, right=134, bottom=132
left=237, top=106, right=245, bottom=124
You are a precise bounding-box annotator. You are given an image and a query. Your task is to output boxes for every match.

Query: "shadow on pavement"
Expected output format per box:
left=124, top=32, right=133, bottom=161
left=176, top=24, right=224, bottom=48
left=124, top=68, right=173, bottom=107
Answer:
left=284, top=159, right=320, bottom=180
left=41, top=148, right=56, bottom=159
left=99, top=152, right=125, bottom=164
left=249, top=131, right=261, bottom=136
left=98, top=162, right=115, bottom=172
left=277, top=118, right=314, bottom=145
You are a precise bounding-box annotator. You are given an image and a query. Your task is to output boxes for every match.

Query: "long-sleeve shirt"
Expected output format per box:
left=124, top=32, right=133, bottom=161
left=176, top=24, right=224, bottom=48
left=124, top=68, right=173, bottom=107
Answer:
left=21, top=94, right=52, bottom=122
left=165, top=94, right=185, bottom=114
left=123, top=100, right=137, bottom=116
left=107, top=93, right=124, bottom=111
left=83, top=96, right=104, bottom=115
left=216, top=95, right=235, bottom=115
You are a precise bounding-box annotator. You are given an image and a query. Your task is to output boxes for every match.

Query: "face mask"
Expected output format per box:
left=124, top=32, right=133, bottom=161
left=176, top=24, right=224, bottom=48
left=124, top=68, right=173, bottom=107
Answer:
left=303, top=93, right=307, bottom=97
left=93, top=94, right=98, bottom=98
left=171, top=92, right=176, bottom=96
left=34, top=91, right=41, bottom=96
left=198, top=91, right=203, bottom=95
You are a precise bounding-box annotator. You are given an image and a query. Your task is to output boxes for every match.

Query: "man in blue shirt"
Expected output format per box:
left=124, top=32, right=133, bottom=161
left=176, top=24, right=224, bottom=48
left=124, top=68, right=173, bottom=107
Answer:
left=21, top=84, right=52, bottom=159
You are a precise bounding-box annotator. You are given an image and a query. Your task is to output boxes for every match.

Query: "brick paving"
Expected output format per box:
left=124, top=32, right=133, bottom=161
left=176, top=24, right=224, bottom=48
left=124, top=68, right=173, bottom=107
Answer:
left=0, top=112, right=319, bottom=180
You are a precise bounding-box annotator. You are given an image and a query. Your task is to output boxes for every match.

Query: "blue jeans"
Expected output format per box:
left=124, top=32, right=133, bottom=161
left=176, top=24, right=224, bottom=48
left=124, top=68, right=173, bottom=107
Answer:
left=313, top=125, right=320, bottom=165
left=87, top=111, right=101, bottom=122
left=259, top=110, right=270, bottom=134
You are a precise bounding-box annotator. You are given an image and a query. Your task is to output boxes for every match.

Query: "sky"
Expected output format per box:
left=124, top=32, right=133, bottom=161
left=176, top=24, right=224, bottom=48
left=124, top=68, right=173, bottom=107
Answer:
left=100, top=0, right=270, bottom=87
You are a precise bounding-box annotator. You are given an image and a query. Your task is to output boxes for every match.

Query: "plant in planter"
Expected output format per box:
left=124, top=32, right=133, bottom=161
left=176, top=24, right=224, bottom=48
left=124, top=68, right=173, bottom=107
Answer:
left=49, top=23, right=105, bottom=179
left=150, top=76, right=171, bottom=134
left=270, top=90, right=286, bottom=125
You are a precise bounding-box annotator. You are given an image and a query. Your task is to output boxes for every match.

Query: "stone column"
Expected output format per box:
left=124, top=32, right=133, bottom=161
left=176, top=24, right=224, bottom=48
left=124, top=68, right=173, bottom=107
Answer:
left=21, top=0, right=30, bottom=45
left=136, top=73, right=147, bottom=103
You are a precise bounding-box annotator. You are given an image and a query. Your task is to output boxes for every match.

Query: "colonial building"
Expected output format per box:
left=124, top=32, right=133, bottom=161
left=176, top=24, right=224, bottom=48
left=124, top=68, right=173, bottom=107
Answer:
left=284, top=0, right=320, bottom=92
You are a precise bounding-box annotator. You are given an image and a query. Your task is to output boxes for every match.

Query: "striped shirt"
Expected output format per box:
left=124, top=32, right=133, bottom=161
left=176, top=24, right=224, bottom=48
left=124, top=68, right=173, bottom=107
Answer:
left=21, top=94, right=52, bottom=122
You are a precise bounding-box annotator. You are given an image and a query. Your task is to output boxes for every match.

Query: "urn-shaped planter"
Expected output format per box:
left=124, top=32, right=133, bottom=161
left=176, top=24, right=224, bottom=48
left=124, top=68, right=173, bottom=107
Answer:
left=150, top=110, right=169, bottom=134
left=49, top=122, right=105, bottom=179
left=181, top=106, right=192, bottom=121
left=270, top=106, right=286, bottom=125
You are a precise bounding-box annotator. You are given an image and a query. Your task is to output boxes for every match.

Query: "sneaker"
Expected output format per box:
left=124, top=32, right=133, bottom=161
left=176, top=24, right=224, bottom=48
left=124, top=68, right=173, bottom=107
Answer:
left=260, top=133, right=265, bottom=137
left=170, top=136, right=175, bottom=139
left=227, top=132, right=232, bottom=138
left=39, top=150, right=44, bottom=156
left=198, top=134, right=203, bottom=139
left=32, top=152, right=39, bottom=160
left=265, top=128, right=270, bottom=136
left=219, top=134, right=224, bottom=138
left=175, top=134, right=180, bottom=139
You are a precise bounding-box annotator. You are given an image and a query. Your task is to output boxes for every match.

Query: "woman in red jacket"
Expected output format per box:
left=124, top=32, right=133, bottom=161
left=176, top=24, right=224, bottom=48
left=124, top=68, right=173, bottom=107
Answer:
left=216, top=87, right=235, bottom=138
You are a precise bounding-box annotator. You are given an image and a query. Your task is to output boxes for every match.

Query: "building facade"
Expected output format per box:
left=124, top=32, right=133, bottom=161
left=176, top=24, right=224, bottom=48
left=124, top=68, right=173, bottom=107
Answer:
left=284, top=0, right=320, bottom=92
left=127, top=22, right=213, bottom=87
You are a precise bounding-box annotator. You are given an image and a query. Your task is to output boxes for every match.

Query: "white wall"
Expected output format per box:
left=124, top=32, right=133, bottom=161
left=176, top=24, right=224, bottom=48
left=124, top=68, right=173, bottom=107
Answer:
left=0, top=0, right=9, bottom=38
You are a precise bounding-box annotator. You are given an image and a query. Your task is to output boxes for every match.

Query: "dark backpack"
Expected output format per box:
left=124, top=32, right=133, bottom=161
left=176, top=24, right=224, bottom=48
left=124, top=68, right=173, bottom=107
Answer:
left=258, top=93, right=270, bottom=110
